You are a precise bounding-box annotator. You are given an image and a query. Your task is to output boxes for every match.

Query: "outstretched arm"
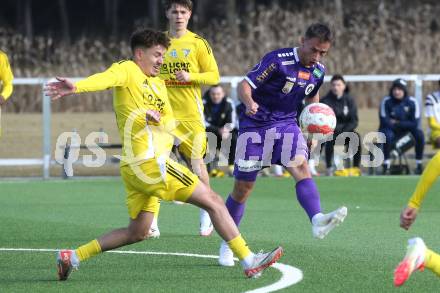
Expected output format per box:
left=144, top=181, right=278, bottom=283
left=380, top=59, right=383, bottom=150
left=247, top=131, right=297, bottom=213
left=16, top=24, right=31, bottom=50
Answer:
left=44, top=77, right=77, bottom=100
left=400, top=152, right=440, bottom=230
left=44, top=62, right=128, bottom=101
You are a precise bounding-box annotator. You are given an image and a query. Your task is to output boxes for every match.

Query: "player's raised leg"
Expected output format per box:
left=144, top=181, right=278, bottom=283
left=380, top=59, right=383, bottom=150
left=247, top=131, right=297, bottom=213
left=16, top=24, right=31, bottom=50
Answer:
left=286, top=157, right=347, bottom=240
left=57, top=210, right=155, bottom=281
left=219, top=179, right=255, bottom=266
left=186, top=181, right=283, bottom=278
left=394, top=237, right=440, bottom=287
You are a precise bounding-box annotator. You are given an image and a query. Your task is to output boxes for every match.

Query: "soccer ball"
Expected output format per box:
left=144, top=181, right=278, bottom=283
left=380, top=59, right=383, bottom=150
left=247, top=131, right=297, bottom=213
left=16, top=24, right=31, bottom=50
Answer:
left=299, top=103, right=336, bottom=135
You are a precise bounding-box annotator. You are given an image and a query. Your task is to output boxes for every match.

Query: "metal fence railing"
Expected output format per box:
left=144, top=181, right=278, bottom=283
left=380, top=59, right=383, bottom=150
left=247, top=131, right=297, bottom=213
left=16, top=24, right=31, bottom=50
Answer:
left=2, top=74, right=440, bottom=178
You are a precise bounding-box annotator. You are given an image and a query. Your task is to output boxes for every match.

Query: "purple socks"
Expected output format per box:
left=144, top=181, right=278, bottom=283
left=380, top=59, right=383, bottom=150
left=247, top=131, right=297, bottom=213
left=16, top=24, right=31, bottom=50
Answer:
left=225, top=194, right=245, bottom=226
left=296, top=178, right=322, bottom=221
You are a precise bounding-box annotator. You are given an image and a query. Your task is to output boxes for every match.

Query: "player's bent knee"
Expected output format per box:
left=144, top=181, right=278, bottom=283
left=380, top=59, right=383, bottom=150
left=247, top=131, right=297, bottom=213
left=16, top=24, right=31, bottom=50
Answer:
left=130, top=231, right=149, bottom=242
left=232, top=181, right=254, bottom=202
left=204, top=190, right=224, bottom=210
left=127, top=225, right=150, bottom=243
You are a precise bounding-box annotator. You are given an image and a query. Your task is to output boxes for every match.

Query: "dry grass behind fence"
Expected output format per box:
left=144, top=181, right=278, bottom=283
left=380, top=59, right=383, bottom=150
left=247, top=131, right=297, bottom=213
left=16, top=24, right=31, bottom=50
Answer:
left=1, top=1, right=440, bottom=113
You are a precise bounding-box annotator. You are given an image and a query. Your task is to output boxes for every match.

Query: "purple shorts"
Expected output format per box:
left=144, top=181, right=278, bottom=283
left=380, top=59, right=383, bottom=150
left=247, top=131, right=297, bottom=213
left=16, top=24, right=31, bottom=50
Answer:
left=233, top=123, right=308, bottom=181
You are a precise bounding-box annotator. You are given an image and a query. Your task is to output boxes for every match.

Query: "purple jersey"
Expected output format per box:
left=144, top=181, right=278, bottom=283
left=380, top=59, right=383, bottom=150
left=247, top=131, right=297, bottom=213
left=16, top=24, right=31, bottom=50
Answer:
left=239, top=47, right=325, bottom=129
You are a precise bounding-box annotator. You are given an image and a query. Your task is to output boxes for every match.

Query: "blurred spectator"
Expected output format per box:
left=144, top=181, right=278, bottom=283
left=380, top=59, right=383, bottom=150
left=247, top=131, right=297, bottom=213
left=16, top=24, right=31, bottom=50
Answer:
left=425, top=80, right=440, bottom=149
left=0, top=50, right=13, bottom=137
left=321, top=74, right=361, bottom=176
left=0, top=50, right=13, bottom=106
left=379, top=79, right=424, bottom=174
left=203, top=85, right=237, bottom=176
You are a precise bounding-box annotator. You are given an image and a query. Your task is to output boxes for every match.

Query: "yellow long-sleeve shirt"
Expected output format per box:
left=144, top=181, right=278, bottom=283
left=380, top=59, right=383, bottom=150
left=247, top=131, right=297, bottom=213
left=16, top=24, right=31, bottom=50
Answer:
left=408, top=152, right=440, bottom=209
left=428, top=117, right=440, bottom=132
left=75, top=60, right=175, bottom=166
left=159, top=30, right=220, bottom=121
left=0, top=50, right=13, bottom=99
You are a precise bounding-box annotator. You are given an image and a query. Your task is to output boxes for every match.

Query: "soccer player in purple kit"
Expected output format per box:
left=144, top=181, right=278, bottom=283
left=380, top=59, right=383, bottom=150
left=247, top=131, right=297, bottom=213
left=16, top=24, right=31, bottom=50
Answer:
left=218, top=23, right=348, bottom=266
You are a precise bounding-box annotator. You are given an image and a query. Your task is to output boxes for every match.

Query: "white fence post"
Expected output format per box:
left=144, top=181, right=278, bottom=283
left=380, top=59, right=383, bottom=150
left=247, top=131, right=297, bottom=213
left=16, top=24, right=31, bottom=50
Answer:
left=415, top=76, right=423, bottom=128
left=42, top=80, right=51, bottom=179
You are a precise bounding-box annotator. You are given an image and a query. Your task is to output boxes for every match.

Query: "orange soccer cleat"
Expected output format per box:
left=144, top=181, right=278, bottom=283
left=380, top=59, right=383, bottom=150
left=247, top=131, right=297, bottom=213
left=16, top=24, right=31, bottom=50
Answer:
left=56, top=249, right=79, bottom=281
left=394, top=237, right=426, bottom=287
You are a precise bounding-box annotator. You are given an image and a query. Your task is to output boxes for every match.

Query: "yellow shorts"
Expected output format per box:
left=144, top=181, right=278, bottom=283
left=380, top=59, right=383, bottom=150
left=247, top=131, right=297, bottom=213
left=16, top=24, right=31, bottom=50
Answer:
left=121, top=159, right=199, bottom=219
left=174, top=120, right=207, bottom=160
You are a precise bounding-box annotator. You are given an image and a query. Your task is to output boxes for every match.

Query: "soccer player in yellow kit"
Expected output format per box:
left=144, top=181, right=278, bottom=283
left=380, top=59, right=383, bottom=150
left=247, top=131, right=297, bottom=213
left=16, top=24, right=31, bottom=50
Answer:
left=394, top=152, right=440, bottom=286
left=45, top=28, right=282, bottom=281
left=151, top=0, right=220, bottom=237
left=0, top=50, right=14, bottom=136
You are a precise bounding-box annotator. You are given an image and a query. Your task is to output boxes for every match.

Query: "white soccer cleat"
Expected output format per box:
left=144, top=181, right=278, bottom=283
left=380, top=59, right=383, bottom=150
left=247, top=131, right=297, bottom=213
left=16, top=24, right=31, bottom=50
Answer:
left=218, top=241, right=235, bottom=267
left=148, top=217, right=160, bottom=239
left=56, top=250, right=79, bottom=281
left=312, top=206, right=347, bottom=239
left=148, top=227, right=160, bottom=238
left=199, top=209, right=213, bottom=236
left=394, top=237, right=426, bottom=287
left=244, top=247, right=284, bottom=278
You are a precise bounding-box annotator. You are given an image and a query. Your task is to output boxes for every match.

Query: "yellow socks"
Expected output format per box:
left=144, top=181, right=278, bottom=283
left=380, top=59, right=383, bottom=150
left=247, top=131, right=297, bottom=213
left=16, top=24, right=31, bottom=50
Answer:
left=425, top=248, right=440, bottom=276
left=75, top=239, right=102, bottom=262
left=227, top=234, right=252, bottom=260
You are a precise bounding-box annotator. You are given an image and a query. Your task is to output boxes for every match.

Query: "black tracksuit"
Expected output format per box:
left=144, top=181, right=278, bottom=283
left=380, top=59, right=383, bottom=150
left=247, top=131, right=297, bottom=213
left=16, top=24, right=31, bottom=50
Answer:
left=321, top=91, right=361, bottom=168
left=204, top=97, right=238, bottom=166
left=378, top=94, right=424, bottom=161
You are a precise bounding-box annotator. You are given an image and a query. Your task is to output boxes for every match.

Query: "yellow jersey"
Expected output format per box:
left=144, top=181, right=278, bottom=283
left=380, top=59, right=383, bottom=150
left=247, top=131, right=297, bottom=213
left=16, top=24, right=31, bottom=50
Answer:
left=0, top=50, right=13, bottom=99
left=75, top=60, right=175, bottom=166
left=408, top=151, right=440, bottom=209
left=159, top=30, right=220, bottom=122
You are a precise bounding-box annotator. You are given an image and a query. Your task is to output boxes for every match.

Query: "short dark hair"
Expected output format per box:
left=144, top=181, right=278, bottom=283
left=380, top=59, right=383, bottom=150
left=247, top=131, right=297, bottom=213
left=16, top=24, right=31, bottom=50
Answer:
left=165, top=0, right=193, bottom=11
left=330, top=74, right=346, bottom=84
left=305, top=23, right=333, bottom=43
left=331, top=74, right=350, bottom=93
left=130, top=28, right=170, bottom=53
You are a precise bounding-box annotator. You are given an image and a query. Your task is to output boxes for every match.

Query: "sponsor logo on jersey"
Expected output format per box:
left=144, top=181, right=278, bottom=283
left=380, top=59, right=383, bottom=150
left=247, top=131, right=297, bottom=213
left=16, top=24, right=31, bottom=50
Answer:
left=277, top=52, right=294, bottom=58
left=161, top=62, right=191, bottom=74
left=237, top=159, right=263, bottom=172
left=169, top=49, right=178, bottom=58
left=281, top=60, right=296, bottom=66
left=305, top=84, right=315, bottom=95
left=404, top=106, right=409, bottom=112
left=298, top=71, right=310, bottom=80
left=282, top=81, right=295, bottom=94
left=286, top=76, right=296, bottom=82
left=343, top=105, right=349, bottom=116
left=256, top=63, right=277, bottom=82
left=298, top=81, right=307, bottom=87
left=164, top=80, right=192, bottom=87
left=182, top=49, right=191, bottom=57
left=313, top=68, right=323, bottom=78
left=143, top=92, right=165, bottom=113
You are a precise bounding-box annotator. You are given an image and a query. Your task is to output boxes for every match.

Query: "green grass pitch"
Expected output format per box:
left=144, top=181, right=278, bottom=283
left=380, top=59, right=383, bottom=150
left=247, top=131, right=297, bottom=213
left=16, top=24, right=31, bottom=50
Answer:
left=0, top=176, right=439, bottom=292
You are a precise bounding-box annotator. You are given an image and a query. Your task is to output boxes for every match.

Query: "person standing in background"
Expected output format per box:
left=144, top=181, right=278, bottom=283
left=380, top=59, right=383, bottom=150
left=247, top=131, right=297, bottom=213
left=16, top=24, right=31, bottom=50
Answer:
left=156, top=0, right=221, bottom=237
left=321, top=74, right=361, bottom=176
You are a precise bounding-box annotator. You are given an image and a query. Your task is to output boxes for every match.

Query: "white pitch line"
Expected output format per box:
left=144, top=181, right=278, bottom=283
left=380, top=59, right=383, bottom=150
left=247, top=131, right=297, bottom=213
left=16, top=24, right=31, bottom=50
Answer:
left=0, top=248, right=303, bottom=292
